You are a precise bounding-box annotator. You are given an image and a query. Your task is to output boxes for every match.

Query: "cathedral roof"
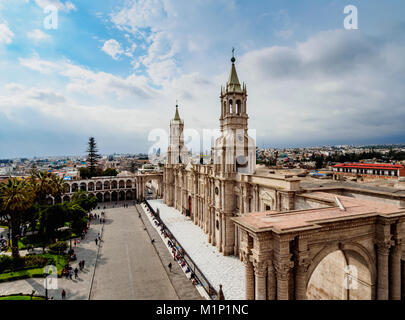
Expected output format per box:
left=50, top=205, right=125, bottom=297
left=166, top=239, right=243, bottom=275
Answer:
left=174, top=104, right=181, bottom=121
left=226, top=56, right=242, bottom=93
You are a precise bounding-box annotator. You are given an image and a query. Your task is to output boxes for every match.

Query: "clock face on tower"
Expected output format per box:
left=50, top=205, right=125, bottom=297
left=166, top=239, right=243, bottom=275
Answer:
left=236, top=155, right=248, bottom=167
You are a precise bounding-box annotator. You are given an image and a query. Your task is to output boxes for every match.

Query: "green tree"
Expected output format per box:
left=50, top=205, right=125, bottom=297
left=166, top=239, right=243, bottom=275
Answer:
left=103, top=168, right=118, bottom=176
left=86, top=137, right=101, bottom=178
left=79, top=167, right=91, bottom=179
left=0, top=179, right=35, bottom=257
left=72, top=190, right=98, bottom=213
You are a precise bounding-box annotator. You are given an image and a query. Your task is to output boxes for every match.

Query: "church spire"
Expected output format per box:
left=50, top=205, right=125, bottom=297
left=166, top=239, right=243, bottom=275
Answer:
left=174, top=103, right=181, bottom=121
left=227, top=48, right=241, bottom=93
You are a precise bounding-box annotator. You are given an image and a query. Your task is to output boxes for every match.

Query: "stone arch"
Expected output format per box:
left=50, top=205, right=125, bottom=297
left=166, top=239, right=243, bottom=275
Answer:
left=126, top=190, right=133, bottom=200
left=223, top=101, right=227, bottom=116
left=72, top=183, right=78, bottom=192
left=63, top=195, right=71, bottom=202
left=64, top=183, right=70, bottom=193
left=236, top=99, right=242, bottom=115
left=88, top=181, right=95, bottom=191
left=306, top=242, right=375, bottom=300
left=111, top=180, right=118, bottom=189
left=54, top=195, right=62, bottom=204
left=104, top=192, right=111, bottom=202
left=119, top=180, right=125, bottom=189
left=111, top=191, right=118, bottom=202
left=96, top=192, right=103, bottom=202
left=96, top=181, right=103, bottom=191
left=229, top=99, right=233, bottom=113
left=104, top=181, right=110, bottom=190
left=119, top=190, right=125, bottom=201
left=126, top=179, right=132, bottom=188
left=80, top=182, right=87, bottom=191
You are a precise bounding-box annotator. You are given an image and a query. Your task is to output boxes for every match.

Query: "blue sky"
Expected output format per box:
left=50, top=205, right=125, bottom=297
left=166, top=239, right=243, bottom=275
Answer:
left=0, top=0, right=405, bottom=158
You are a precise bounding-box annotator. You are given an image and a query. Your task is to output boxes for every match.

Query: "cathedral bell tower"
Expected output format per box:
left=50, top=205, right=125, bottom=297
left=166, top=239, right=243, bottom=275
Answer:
left=214, top=51, right=256, bottom=175
left=167, top=104, right=185, bottom=165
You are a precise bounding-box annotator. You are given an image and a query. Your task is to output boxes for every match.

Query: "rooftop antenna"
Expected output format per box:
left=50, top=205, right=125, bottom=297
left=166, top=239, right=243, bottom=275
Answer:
left=335, top=196, right=346, bottom=211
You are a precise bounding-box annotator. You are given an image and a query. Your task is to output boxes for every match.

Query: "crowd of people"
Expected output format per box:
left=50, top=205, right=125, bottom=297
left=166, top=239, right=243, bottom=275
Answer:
left=145, top=206, right=201, bottom=289
left=59, top=210, right=104, bottom=300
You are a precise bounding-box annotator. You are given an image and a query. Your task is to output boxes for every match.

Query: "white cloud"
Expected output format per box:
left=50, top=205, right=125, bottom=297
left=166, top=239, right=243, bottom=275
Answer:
left=0, top=23, right=14, bottom=44
left=27, top=29, right=51, bottom=41
left=101, top=39, right=124, bottom=60
left=8, top=26, right=405, bottom=155
left=34, top=0, right=76, bottom=12
left=111, top=0, right=167, bottom=33
left=19, top=54, right=157, bottom=99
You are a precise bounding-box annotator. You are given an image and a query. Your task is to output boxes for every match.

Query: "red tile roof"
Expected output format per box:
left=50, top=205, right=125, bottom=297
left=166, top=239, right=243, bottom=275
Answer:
left=333, top=163, right=403, bottom=170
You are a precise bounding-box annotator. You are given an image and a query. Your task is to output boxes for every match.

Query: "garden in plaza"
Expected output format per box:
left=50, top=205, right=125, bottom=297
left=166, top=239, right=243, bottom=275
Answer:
left=0, top=171, right=98, bottom=285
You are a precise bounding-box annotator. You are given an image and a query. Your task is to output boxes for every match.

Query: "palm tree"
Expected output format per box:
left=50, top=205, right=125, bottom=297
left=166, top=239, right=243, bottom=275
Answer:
left=30, top=171, right=54, bottom=205
left=49, top=174, right=68, bottom=203
left=0, top=178, right=34, bottom=258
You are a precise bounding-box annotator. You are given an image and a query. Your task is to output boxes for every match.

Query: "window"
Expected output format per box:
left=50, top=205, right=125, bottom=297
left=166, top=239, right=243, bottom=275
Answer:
left=265, top=205, right=271, bottom=211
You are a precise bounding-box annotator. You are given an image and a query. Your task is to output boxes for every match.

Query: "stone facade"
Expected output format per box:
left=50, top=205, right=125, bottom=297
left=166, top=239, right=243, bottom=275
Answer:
left=58, top=173, right=163, bottom=204
left=162, top=55, right=405, bottom=300
left=232, top=192, right=405, bottom=300
left=163, top=57, right=300, bottom=256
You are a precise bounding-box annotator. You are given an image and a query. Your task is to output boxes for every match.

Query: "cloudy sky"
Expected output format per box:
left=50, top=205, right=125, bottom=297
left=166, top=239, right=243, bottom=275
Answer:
left=0, top=0, right=404, bottom=158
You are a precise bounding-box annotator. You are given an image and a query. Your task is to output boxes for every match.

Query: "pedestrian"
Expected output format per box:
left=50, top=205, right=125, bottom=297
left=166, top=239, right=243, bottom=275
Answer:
left=151, top=238, right=155, bottom=244
left=218, top=284, right=225, bottom=300
left=74, top=267, right=78, bottom=279
left=74, top=239, right=77, bottom=246
left=168, top=262, right=172, bottom=272
left=61, top=289, right=66, bottom=300
left=69, top=270, right=73, bottom=280
left=82, top=260, right=85, bottom=269
left=95, top=238, right=98, bottom=245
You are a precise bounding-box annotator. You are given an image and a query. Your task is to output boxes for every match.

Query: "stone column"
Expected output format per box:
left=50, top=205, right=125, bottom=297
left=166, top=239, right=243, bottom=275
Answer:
left=377, top=241, right=391, bottom=300
left=402, top=259, right=405, bottom=299
left=242, top=252, right=255, bottom=300
left=275, top=261, right=293, bottom=300
left=390, top=240, right=402, bottom=300
left=211, top=210, right=216, bottom=246
left=295, top=261, right=309, bottom=300
left=267, top=261, right=276, bottom=300
left=253, top=260, right=267, bottom=300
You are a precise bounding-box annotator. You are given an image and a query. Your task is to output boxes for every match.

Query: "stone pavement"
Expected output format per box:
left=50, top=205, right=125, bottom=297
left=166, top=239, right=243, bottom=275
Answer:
left=136, top=204, right=203, bottom=300
left=0, top=218, right=103, bottom=300
left=89, top=205, right=179, bottom=300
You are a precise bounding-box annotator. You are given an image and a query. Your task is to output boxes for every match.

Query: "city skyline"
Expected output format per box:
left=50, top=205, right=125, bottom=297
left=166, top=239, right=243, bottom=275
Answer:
left=0, top=0, right=405, bottom=158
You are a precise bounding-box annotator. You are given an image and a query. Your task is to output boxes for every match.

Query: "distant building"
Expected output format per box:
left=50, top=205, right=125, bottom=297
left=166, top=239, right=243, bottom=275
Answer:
left=332, top=163, right=405, bottom=180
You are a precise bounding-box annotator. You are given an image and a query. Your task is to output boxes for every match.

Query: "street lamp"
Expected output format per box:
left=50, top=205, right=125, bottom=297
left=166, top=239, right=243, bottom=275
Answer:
left=69, top=222, right=72, bottom=251
left=43, top=272, right=49, bottom=300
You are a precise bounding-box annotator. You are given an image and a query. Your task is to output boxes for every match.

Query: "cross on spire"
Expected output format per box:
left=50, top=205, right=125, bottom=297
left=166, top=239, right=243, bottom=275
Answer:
left=231, top=47, right=236, bottom=63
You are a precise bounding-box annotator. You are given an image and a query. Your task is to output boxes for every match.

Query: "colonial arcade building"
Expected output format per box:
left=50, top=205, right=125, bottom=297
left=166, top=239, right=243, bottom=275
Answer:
left=59, top=173, right=163, bottom=204
left=163, top=55, right=405, bottom=300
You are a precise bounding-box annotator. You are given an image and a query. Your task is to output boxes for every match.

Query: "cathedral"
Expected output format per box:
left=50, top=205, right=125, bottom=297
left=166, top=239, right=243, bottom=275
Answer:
left=163, top=54, right=299, bottom=257
left=163, top=54, right=405, bottom=300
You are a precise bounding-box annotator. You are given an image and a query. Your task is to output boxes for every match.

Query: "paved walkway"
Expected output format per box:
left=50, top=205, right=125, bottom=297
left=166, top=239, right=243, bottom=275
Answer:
left=0, top=219, right=103, bottom=300
left=136, top=204, right=203, bottom=300
left=89, top=205, right=179, bottom=300
left=147, top=199, right=245, bottom=300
